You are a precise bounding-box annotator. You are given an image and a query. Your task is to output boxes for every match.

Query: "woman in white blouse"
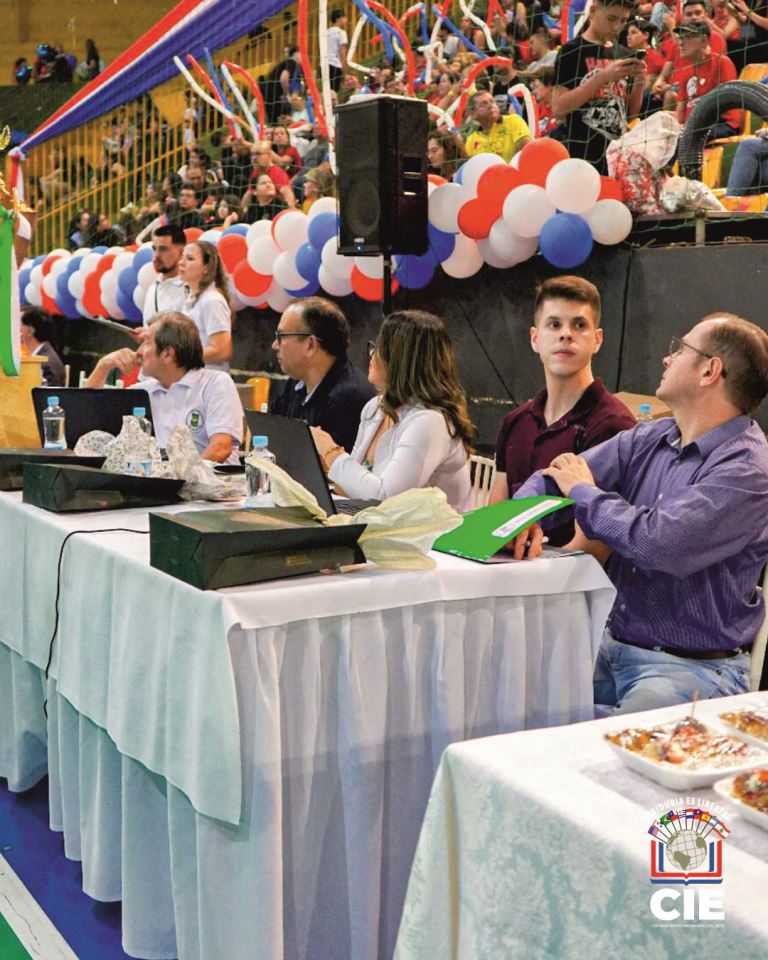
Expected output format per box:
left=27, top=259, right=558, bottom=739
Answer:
left=311, top=310, right=474, bottom=511
left=177, top=240, right=233, bottom=371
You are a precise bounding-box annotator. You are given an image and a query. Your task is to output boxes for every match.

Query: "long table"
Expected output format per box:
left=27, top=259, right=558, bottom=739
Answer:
left=0, top=491, right=615, bottom=960
left=394, top=692, right=768, bottom=960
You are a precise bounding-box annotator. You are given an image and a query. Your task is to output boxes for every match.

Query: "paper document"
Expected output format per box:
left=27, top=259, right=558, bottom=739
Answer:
left=433, top=496, right=573, bottom=563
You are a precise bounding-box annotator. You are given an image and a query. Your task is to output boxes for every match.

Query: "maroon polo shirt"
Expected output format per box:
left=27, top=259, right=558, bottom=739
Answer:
left=495, top=377, right=636, bottom=498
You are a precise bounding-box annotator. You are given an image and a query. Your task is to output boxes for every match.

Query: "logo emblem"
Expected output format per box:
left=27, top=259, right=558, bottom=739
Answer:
left=187, top=409, right=202, bottom=432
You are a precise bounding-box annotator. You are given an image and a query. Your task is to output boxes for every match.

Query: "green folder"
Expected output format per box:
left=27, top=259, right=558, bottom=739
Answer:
left=433, top=496, right=574, bottom=563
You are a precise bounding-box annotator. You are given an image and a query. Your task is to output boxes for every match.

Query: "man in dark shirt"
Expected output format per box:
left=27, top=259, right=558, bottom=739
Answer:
left=270, top=297, right=375, bottom=453
left=171, top=183, right=205, bottom=229
left=490, top=276, right=635, bottom=542
left=553, top=0, right=647, bottom=170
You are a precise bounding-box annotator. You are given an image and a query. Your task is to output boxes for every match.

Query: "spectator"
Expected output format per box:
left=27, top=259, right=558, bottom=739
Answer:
left=653, top=0, right=729, bottom=97
left=531, top=68, right=564, bottom=137
left=88, top=211, right=124, bottom=248
left=67, top=210, right=90, bottom=250
left=261, top=45, right=300, bottom=122
left=240, top=174, right=287, bottom=222
left=171, top=183, right=205, bottom=229
left=725, top=127, right=768, bottom=195
left=427, top=71, right=463, bottom=112
left=527, top=26, right=559, bottom=70
left=13, top=57, right=31, bottom=84
left=271, top=125, right=303, bottom=179
left=220, top=138, right=253, bottom=196
left=708, top=0, right=741, bottom=43
left=553, top=0, right=646, bottom=171
left=76, top=39, right=102, bottom=82
left=33, top=43, right=56, bottom=83
left=728, top=0, right=768, bottom=71
left=178, top=241, right=234, bottom=371
left=288, top=92, right=310, bottom=125
left=328, top=10, right=349, bottom=92
left=427, top=129, right=466, bottom=180
left=302, top=167, right=336, bottom=212
left=250, top=142, right=296, bottom=207
left=625, top=19, right=666, bottom=78
left=20, top=307, right=65, bottom=386
left=463, top=90, right=531, bottom=162
left=209, top=194, right=242, bottom=227
left=675, top=22, right=741, bottom=140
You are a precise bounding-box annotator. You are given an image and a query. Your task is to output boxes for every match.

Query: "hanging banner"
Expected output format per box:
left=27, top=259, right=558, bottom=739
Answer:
left=0, top=206, right=20, bottom=376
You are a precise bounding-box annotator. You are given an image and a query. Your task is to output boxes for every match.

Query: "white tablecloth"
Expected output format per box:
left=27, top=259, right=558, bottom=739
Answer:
left=0, top=491, right=615, bottom=960
left=395, top=692, right=768, bottom=960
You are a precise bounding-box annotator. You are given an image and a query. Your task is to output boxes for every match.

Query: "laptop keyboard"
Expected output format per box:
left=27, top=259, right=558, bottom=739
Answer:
left=334, top=498, right=381, bottom=515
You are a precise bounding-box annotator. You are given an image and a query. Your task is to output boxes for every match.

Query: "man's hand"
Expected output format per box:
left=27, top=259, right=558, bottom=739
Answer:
left=84, top=347, right=138, bottom=387
left=541, top=453, right=595, bottom=497
left=508, top=523, right=546, bottom=561
left=128, top=327, right=148, bottom=345
left=599, top=59, right=645, bottom=85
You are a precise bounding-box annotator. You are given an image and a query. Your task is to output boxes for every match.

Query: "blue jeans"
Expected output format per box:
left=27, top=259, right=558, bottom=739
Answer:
left=594, top=631, right=750, bottom=715
left=650, top=1, right=674, bottom=30
left=726, top=136, right=768, bottom=196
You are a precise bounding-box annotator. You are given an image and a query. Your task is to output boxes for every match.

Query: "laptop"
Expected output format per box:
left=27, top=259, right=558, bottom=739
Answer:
left=244, top=410, right=379, bottom=516
left=32, top=387, right=153, bottom=450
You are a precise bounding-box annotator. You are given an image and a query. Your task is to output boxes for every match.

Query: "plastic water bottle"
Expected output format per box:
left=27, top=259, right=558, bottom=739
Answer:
left=244, top=436, right=276, bottom=508
left=42, top=396, right=66, bottom=449
left=128, top=406, right=153, bottom=477
left=132, top=407, right=152, bottom=437
left=636, top=403, right=653, bottom=423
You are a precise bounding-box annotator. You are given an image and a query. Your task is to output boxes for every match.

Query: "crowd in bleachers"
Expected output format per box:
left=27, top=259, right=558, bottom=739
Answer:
left=13, top=38, right=103, bottom=85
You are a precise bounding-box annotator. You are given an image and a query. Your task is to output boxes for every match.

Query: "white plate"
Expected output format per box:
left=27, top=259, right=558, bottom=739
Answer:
left=716, top=709, right=768, bottom=753
left=603, top=734, right=768, bottom=790
left=713, top=773, right=768, bottom=831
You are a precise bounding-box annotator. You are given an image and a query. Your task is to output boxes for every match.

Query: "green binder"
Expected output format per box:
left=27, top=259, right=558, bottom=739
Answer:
left=433, top=496, right=573, bottom=562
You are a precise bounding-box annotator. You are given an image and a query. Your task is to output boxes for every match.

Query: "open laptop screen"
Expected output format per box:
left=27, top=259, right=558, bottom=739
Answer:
left=32, top=387, right=153, bottom=450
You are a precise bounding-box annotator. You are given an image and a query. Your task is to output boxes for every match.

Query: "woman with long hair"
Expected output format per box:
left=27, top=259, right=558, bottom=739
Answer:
left=312, top=310, right=473, bottom=510
left=177, top=241, right=233, bottom=371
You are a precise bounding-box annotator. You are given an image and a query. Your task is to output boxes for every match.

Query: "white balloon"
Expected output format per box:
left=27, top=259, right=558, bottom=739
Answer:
left=545, top=158, right=601, bottom=214
left=354, top=255, right=384, bottom=280
left=138, top=262, right=157, bottom=289
left=68, top=272, right=85, bottom=299
left=199, top=229, right=221, bottom=244
left=440, top=233, right=484, bottom=279
left=75, top=298, right=93, bottom=320
left=273, top=210, right=309, bottom=254
left=486, top=220, right=539, bottom=267
left=428, top=183, right=469, bottom=234
left=25, top=282, right=42, bottom=306
left=266, top=282, right=294, bottom=313
left=584, top=199, right=633, bottom=245
left=102, top=291, right=125, bottom=320
left=100, top=270, right=118, bottom=296
left=307, top=196, right=338, bottom=220
left=50, top=257, right=70, bottom=278
left=133, top=286, right=147, bottom=310
left=477, top=237, right=516, bottom=269
left=509, top=153, right=521, bottom=170
left=502, top=185, right=556, bottom=239
left=30, top=264, right=43, bottom=285
left=49, top=247, right=70, bottom=259
left=321, top=237, right=354, bottom=281
left=42, top=273, right=58, bottom=298
left=247, top=220, right=273, bottom=243
left=112, top=252, right=135, bottom=274
left=81, top=252, right=102, bottom=274
left=272, top=251, right=305, bottom=291
left=73, top=247, right=92, bottom=257
left=460, top=153, right=505, bottom=194
left=247, top=236, right=281, bottom=274
left=318, top=264, right=354, bottom=297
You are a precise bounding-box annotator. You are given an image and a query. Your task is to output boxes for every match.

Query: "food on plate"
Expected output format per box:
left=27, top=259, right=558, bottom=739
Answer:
left=719, top=709, right=768, bottom=742
left=731, top=769, right=768, bottom=813
left=605, top=716, right=754, bottom=767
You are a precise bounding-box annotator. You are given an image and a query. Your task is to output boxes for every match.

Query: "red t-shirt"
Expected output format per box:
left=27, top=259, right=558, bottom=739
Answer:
left=676, top=53, right=741, bottom=129
left=251, top=162, right=290, bottom=188
left=645, top=48, right=666, bottom=76
left=660, top=30, right=726, bottom=65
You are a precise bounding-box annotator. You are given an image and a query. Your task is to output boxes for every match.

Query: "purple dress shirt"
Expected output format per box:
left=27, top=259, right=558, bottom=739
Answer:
left=517, top=416, right=768, bottom=652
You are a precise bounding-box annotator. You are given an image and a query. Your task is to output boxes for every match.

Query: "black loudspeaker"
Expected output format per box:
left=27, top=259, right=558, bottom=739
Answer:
left=336, top=96, right=428, bottom=256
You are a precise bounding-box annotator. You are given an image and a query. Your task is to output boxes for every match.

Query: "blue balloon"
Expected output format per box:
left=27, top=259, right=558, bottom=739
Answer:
left=92, top=245, right=108, bottom=254
left=285, top=277, right=320, bottom=298
left=55, top=274, right=80, bottom=318
left=65, top=256, right=84, bottom=277
left=222, top=223, right=249, bottom=237
left=32, top=254, right=46, bottom=268
left=454, top=163, right=465, bottom=186
left=116, top=287, right=142, bottom=324
left=572, top=0, right=588, bottom=11
left=295, top=242, right=322, bottom=282
left=538, top=213, right=593, bottom=269
left=133, top=246, right=154, bottom=270
left=427, top=223, right=456, bottom=263
left=396, top=253, right=437, bottom=290
left=117, top=266, right=137, bottom=299
left=18, top=266, right=31, bottom=298
left=307, top=212, right=338, bottom=251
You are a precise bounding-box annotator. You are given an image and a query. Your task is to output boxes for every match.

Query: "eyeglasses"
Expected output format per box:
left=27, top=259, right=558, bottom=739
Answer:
left=274, top=331, right=313, bottom=343
left=668, top=337, right=726, bottom=377
left=367, top=340, right=377, bottom=359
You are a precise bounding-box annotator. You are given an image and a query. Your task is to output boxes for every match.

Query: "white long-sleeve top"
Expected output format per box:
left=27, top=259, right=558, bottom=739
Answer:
left=328, top=397, right=472, bottom=512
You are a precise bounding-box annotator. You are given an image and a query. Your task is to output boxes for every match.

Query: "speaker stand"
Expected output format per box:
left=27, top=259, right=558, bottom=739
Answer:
left=382, top=255, right=393, bottom=316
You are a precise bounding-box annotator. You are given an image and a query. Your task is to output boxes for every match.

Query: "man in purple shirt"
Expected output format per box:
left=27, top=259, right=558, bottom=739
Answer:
left=490, top=276, right=635, bottom=544
left=515, top=313, right=768, bottom=713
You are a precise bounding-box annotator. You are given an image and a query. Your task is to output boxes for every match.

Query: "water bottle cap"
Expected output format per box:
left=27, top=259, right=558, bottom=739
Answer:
left=639, top=403, right=652, bottom=413
left=251, top=435, right=269, bottom=448
left=47, top=396, right=59, bottom=405
left=132, top=407, right=146, bottom=417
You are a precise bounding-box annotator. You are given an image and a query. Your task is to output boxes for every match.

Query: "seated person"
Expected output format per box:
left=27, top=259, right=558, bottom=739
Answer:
left=490, top=276, right=635, bottom=543
left=725, top=128, right=768, bottom=196
left=514, top=313, right=768, bottom=713
left=85, top=312, right=242, bottom=464
left=463, top=90, right=531, bottom=162
left=270, top=296, right=375, bottom=453
left=311, top=310, right=473, bottom=511
left=674, top=22, right=741, bottom=141
left=20, top=306, right=65, bottom=386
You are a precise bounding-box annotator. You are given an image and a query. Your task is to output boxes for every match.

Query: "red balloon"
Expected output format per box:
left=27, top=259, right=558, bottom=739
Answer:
left=41, top=254, right=61, bottom=277
left=41, top=288, right=62, bottom=316
left=232, top=261, right=272, bottom=299
left=599, top=176, right=625, bottom=202
left=517, top=138, right=570, bottom=187
left=83, top=270, right=105, bottom=316
left=217, top=233, right=248, bottom=273
left=95, top=253, right=117, bottom=277
left=477, top=164, right=521, bottom=201
left=125, top=244, right=138, bottom=252
left=184, top=227, right=204, bottom=241
left=350, top=266, right=399, bottom=302
left=457, top=199, right=497, bottom=241
left=428, top=173, right=447, bottom=187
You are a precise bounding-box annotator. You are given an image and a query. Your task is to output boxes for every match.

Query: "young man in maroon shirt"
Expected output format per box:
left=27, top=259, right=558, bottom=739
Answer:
left=490, top=276, right=635, bottom=542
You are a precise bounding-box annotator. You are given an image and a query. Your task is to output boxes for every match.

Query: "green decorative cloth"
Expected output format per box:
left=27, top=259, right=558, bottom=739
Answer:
left=0, top=206, right=20, bottom=376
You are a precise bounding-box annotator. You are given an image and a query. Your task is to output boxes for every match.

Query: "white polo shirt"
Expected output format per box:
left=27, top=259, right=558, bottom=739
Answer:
left=133, top=368, right=243, bottom=464
left=142, top=275, right=187, bottom=325
left=327, top=26, right=348, bottom=68
left=182, top=286, right=233, bottom=372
